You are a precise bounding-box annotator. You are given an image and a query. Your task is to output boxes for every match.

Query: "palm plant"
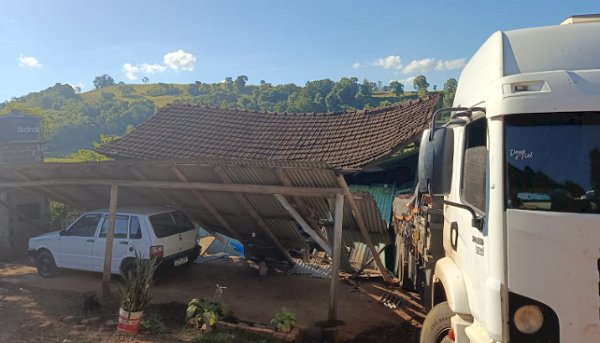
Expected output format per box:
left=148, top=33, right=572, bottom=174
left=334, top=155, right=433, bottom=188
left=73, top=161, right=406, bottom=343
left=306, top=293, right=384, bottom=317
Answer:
left=117, top=252, right=158, bottom=313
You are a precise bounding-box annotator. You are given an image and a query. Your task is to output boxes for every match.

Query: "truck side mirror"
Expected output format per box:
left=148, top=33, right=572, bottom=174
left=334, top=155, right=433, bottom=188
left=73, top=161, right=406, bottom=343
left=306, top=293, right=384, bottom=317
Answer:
left=418, top=127, right=454, bottom=196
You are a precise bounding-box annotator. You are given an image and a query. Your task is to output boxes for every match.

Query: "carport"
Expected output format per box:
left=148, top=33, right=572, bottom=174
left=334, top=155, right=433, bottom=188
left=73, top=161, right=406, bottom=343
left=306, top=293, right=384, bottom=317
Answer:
left=0, top=158, right=393, bottom=322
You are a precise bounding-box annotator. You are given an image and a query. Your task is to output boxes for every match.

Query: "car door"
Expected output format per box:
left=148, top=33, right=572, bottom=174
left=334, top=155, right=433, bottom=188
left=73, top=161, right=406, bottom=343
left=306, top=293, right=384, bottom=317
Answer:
left=58, top=213, right=102, bottom=270
left=92, top=214, right=131, bottom=273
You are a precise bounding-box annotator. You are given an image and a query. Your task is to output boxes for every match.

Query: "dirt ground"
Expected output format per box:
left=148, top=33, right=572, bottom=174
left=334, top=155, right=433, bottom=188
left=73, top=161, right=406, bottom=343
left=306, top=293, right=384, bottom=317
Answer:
left=0, top=258, right=425, bottom=342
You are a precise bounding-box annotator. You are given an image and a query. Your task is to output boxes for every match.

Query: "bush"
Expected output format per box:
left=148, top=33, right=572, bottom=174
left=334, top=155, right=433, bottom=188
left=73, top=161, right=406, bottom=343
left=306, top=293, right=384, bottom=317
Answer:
left=186, top=298, right=232, bottom=329
left=270, top=308, right=296, bottom=333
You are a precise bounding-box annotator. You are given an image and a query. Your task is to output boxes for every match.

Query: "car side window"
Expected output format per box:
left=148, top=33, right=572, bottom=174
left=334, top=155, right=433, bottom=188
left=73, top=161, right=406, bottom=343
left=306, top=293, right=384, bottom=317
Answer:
left=67, top=214, right=102, bottom=237
left=129, top=216, right=142, bottom=239
left=98, top=215, right=129, bottom=239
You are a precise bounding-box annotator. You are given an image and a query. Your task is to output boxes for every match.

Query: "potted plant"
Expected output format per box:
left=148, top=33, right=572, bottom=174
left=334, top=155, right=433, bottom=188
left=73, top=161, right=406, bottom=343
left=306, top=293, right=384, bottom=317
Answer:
left=116, top=252, right=157, bottom=333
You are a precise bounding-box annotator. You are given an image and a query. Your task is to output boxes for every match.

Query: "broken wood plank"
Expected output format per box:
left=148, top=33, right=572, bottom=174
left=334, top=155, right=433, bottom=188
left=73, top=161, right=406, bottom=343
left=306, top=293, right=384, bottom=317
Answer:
left=275, top=194, right=332, bottom=256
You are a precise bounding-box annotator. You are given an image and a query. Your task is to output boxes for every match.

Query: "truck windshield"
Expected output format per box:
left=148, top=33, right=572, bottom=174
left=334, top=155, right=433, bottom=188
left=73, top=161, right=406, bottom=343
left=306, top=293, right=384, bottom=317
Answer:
left=505, top=112, right=600, bottom=213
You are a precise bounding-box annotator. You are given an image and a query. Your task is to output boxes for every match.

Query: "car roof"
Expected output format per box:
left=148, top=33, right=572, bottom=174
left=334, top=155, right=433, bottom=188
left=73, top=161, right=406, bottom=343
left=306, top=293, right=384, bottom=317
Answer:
left=86, top=206, right=179, bottom=216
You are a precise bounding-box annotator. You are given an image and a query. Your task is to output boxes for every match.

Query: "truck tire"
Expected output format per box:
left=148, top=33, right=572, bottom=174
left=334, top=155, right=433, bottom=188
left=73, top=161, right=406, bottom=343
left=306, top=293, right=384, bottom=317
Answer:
left=420, top=301, right=453, bottom=343
left=36, top=250, right=58, bottom=278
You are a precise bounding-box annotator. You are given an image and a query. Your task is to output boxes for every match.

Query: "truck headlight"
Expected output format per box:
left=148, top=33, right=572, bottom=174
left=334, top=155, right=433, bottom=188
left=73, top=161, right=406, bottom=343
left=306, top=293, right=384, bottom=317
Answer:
left=514, top=305, right=544, bottom=334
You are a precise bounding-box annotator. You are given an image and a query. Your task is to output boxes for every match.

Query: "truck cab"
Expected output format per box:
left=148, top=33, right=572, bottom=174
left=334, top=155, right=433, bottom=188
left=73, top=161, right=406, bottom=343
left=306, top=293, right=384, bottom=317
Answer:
left=414, top=18, right=600, bottom=343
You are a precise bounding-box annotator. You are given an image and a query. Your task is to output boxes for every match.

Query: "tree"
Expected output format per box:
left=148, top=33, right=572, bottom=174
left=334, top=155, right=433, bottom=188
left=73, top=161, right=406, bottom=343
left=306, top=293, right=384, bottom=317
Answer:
left=141, top=76, right=150, bottom=84
left=443, top=78, right=458, bottom=107
left=359, top=79, right=374, bottom=96
left=234, top=75, right=248, bottom=93
left=389, top=81, right=404, bottom=97
left=93, top=74, right=116, bottom=89
left=413, top=75, right=429, bottom=97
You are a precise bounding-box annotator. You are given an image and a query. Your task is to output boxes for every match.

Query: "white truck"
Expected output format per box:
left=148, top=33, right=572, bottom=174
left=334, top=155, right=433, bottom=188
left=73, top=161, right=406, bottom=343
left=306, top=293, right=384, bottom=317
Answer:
left=396, top=15, right=600, bottom=342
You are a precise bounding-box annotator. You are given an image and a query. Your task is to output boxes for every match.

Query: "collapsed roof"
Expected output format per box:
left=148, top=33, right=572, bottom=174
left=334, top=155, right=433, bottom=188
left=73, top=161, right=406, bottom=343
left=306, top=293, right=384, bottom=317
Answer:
left=98, top=94, right=442, bottom=169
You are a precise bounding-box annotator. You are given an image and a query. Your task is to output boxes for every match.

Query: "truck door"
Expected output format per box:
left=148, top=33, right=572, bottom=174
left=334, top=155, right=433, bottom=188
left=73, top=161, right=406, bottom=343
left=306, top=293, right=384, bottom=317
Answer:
left=447, top=118, right=490, bottom=319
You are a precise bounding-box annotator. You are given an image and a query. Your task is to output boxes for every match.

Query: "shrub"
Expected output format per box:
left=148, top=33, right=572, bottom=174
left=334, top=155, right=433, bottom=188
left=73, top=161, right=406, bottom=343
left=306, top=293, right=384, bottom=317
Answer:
left=270, top=308, right=296, bottom=333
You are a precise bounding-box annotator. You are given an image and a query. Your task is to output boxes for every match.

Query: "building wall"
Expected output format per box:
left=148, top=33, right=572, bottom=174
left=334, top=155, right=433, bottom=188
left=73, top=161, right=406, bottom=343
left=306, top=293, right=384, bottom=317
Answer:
left=0, top=113, right=48, bottom=262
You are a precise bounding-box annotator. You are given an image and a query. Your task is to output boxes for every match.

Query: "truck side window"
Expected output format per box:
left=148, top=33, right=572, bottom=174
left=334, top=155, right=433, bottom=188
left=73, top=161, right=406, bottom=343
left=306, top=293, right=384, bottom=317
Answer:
left=462, top=118, right=488, bottom=211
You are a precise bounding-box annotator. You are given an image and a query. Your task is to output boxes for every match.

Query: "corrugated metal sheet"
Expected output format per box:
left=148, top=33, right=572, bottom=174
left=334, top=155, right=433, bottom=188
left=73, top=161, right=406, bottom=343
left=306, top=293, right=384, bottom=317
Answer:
left=349, top=184, right=396, bottom=226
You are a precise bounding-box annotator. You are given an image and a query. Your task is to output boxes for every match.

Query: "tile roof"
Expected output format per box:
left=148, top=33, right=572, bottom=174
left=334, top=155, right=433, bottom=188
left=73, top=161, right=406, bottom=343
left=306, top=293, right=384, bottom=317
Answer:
left=98, top=93, right=441, bottom=169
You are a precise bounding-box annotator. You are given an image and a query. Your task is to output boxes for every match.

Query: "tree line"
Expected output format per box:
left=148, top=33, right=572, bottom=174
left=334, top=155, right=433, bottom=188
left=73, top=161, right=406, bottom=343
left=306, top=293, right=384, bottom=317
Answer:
left=1, top=75, right=458, bottom=158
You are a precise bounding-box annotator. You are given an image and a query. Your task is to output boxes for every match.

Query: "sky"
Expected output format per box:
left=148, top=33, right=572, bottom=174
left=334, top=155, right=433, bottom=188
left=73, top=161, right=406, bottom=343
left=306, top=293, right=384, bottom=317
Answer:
left=1, top=0, right=598, bottom=102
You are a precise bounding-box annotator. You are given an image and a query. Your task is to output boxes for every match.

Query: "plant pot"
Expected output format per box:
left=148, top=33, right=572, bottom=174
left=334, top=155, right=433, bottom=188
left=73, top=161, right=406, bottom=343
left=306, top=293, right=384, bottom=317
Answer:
left=117, top=308, right=143, bottom=333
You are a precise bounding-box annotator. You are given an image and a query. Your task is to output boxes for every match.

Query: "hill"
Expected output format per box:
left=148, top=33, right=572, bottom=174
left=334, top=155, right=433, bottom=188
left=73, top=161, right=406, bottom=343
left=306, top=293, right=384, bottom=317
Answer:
left=0, top=76, right=445, bottom=157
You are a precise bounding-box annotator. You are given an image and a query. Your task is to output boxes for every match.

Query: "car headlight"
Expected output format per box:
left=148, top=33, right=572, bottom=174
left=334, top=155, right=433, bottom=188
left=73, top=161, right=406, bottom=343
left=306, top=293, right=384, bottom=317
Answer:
left=514, top=305, right=544, bottom=334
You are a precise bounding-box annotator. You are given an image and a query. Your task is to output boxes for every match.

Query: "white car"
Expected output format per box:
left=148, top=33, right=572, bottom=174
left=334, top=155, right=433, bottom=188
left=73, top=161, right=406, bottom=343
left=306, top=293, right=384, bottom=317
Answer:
left=28, top=206, right=201, bottom=278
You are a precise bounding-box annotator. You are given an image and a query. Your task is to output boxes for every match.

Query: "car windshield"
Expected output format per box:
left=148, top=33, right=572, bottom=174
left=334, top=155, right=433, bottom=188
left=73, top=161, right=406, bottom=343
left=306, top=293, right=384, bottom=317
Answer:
left=149, top=211, right=194, bottom=238
left=505, top=112, right=600, bottom=213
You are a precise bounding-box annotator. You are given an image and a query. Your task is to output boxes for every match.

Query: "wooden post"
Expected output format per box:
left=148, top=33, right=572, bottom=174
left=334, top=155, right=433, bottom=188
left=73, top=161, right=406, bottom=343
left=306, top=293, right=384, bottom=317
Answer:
left=328, top=193, right=344, bottom=322
left=102, top=184, right=118, bottom=298
left=337, top=175, right=394, bottom=284
left=275, top=194, right=332, bottom=256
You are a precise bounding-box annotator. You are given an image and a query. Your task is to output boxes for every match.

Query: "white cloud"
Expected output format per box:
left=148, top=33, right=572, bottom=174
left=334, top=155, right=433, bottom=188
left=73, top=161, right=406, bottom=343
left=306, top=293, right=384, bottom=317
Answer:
left=140, top=63, right=167, bottom=74
left=123, top=49, right=196, bottom=81
left=18, top=54, right=42, bottom=68
left=163, top=49, right=196, bottom=71
left=374, top=55, right=466, bottom=74
left=373, top=55, right=402, bottom=70
left=352, top=62, right=361, bottom=69
left=435, top=58, right=466, bottom=71
left=402, top=58, right=436, bottom=74
left=123, top=63, right=140, bottom=80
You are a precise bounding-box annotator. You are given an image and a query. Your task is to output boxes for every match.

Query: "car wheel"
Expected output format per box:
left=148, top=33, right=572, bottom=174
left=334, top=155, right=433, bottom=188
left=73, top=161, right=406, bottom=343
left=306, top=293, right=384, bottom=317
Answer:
left=120, top=259, right=136, bottom=280
left=420, top=301, right=454, bottom=343
left=36, top=250, right=57, bottom=278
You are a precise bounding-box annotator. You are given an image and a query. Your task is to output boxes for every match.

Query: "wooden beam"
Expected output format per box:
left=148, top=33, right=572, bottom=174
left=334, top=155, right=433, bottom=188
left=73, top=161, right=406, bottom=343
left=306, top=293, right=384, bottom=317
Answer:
left=214, top=167, right=295, bottom=265
left=0, top=178, right=343, bottom=198
left=170, top=166, right=244, bottom=244
left=337, top=175, right=394, bottom=284
left=12, top=171, right=89, bottom=209
left=328, top=193, right=344, bottom=322
left=102, top=184, right=118, bottom=298
left=274, top=168, right=330, bottom=245
left=275, top=194, right=332, bottom=256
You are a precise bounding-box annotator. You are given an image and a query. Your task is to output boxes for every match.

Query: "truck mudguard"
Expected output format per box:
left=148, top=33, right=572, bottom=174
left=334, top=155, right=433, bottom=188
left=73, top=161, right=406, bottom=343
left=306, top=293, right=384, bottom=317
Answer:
left=434, top=257, right=470, bottom=315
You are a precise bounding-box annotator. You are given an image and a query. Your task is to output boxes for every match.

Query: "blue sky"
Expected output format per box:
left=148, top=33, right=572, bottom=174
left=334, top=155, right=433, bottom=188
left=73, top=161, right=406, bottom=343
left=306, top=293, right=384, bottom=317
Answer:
left=1, top=1, right=597, bottom=102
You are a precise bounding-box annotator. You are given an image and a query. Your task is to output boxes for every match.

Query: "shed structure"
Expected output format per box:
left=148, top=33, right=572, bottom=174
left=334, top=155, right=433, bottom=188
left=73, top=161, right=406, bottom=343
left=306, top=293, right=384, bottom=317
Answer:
left=0, top=94, right=442, bottom=321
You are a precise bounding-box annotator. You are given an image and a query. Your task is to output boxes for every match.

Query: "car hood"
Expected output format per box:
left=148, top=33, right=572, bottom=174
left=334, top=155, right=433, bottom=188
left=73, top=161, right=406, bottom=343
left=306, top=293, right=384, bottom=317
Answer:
left=30, top=230, right=61, bottom=241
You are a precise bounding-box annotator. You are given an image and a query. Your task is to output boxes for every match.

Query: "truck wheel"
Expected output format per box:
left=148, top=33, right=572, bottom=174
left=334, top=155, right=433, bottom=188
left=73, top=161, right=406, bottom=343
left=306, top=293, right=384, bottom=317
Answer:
left=36, top=250, right=57, bottom=278
left=420, top=301, right=453, bottom=343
